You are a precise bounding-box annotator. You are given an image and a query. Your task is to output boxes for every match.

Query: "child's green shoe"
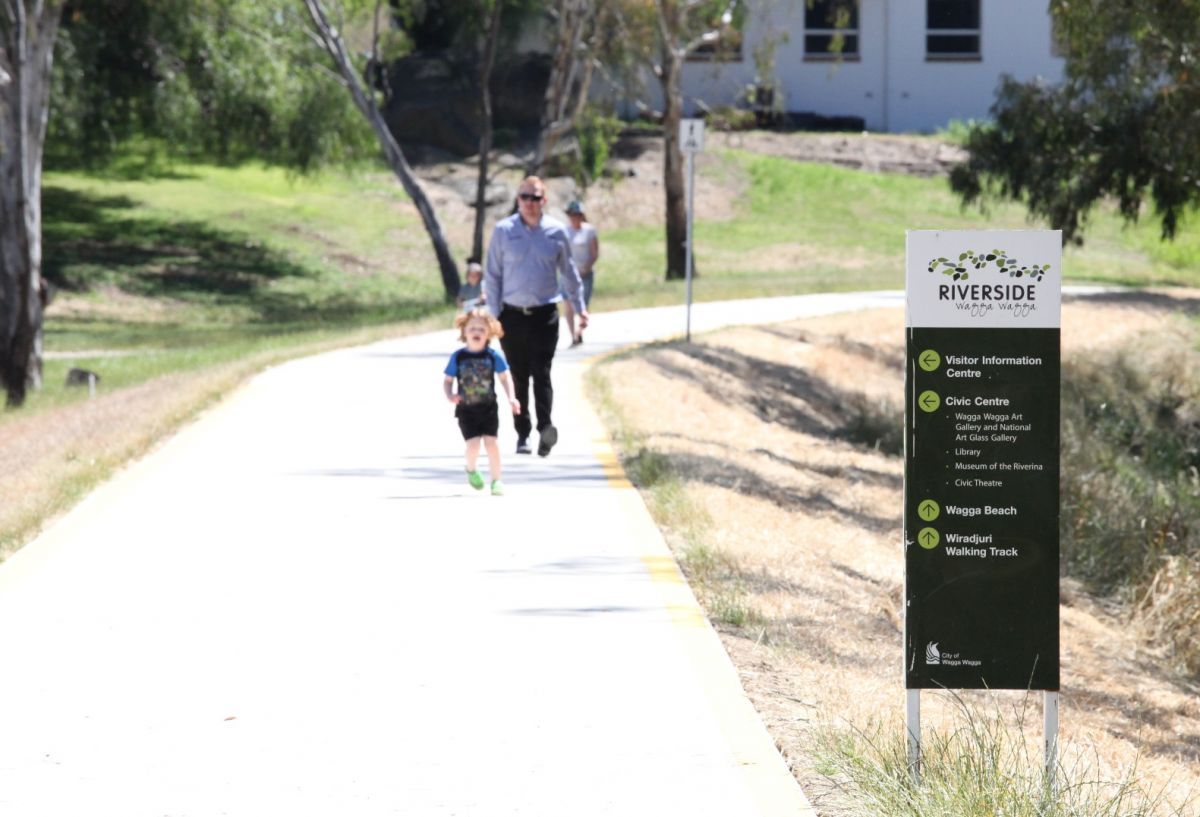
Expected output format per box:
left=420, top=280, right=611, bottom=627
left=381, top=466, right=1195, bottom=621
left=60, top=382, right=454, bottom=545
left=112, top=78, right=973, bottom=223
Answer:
left=490, top=479, right=505, bottom=496
left=467, top=470, right=485, bottom=490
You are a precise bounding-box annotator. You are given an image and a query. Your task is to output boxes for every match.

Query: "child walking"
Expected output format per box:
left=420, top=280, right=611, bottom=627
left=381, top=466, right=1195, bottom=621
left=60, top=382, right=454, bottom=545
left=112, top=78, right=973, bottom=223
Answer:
left=443, top=308, right=521, bottom=495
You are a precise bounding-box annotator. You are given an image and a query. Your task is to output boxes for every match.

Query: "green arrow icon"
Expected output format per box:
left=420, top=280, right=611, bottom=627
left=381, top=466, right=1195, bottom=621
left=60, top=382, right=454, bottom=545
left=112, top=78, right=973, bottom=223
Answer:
left=919, top=349, right=941, bottom=372
left=918, top=527, right=940, bottom=549
left=918, top=499, right=940, bottom=521
left=918, top=390, right=940, bottom=413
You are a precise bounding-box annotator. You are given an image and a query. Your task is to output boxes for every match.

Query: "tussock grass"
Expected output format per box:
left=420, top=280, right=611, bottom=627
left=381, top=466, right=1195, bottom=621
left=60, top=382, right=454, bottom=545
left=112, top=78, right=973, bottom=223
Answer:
left=840, top=391, right=905, bottom=455
left=1061, top=323, right=1200, bottom=675
left=814, top=693, right=1191, bottom=817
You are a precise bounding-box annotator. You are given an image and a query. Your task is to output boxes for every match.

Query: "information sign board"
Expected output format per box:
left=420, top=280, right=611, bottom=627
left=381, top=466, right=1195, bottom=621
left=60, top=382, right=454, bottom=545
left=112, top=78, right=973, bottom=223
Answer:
left=680, top=118, right=705, bottom=154
left=904, top=231, right=1061, bottom=691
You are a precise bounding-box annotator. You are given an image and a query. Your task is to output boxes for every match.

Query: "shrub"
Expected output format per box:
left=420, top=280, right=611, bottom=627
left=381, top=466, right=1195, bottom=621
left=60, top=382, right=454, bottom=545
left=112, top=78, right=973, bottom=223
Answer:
left=708, top=105, right=757, bottom=132
left=576, top=107, right=622, bottom=185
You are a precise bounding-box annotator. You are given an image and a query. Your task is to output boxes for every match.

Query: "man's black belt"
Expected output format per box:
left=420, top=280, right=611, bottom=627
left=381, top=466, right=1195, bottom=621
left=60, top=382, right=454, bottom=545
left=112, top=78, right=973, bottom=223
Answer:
left=502, top=302, right=555, bottom=315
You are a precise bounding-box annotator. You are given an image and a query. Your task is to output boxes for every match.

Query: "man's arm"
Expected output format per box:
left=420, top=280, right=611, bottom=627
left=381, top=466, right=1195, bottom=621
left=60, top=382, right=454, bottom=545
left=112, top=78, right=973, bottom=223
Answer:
left=484, top=227, right=504, bottom=317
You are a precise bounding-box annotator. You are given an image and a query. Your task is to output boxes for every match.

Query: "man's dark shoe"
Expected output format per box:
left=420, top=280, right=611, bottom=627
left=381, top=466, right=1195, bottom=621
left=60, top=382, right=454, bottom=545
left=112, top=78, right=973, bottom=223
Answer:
left=516, top=436, right=532, bottom=455
left=537, top=425, right=557, bottom=457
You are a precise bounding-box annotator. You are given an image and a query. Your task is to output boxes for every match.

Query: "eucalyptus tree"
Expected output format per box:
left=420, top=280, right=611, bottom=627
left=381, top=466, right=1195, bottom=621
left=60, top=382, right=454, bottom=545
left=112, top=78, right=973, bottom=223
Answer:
left=617, top=0, right=742, bottom=280
left=526, top=0, right=620, bottom=178
left=49, top=0, right=374, bottom=169
left=0, top=0, right=65, bottom=406
left=303, top=0, right=461, bottom=299
left=472, top=0, right=504, bottom=263
left=950, top=0, right=1200, bottom=244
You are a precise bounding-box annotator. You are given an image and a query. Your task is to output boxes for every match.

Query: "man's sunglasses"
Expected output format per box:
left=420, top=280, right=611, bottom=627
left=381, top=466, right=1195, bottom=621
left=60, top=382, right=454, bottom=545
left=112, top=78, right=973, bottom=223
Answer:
left=518, top=193, right=543, bottom=202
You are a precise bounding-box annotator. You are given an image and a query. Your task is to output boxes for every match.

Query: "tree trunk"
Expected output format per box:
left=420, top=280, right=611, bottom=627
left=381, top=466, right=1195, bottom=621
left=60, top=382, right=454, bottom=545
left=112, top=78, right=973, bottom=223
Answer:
left=0, top=1, right=64, bottom=407
left=660, top=47, right=688, bottom=281
left=527, top=0, right=594, bottom=175
left=303, top=0, right=460, bottom=301
left=472, top=0, right=504, bottom=262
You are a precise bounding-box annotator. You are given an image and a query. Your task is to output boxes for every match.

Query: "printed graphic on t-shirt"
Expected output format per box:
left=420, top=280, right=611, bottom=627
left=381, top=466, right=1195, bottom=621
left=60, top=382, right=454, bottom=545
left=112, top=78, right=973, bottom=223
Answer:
left=457, top=355, right=495, bottom=404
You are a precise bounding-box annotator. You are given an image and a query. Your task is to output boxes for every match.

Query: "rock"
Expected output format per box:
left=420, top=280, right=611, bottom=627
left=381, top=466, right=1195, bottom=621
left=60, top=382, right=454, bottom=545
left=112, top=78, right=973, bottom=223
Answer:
left=383, top=52, right=550, bottom=159
left=65, top=368, right=100, bottom=388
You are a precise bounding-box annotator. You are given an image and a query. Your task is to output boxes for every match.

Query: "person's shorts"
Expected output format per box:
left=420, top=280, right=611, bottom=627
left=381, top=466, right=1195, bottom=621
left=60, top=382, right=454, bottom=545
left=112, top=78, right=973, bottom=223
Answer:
left=455, top=401, right=499, bottom=439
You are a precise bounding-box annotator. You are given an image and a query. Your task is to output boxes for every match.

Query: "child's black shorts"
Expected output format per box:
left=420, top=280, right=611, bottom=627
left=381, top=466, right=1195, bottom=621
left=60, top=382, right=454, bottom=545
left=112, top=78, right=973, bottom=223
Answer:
left=455, top=401, right=499, bottom=439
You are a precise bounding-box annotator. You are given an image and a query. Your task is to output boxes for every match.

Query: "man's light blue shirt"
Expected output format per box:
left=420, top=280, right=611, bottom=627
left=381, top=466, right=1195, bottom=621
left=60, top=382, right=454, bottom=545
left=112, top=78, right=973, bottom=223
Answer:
left=484, top=213, right=585, bottom=317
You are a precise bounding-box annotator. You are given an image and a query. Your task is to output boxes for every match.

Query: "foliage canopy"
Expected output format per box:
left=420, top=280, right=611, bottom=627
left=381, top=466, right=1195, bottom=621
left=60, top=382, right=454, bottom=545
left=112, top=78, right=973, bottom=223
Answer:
left=49, top=0, right=375, bottom=170
left=950, top=0, right=1200, bottom=244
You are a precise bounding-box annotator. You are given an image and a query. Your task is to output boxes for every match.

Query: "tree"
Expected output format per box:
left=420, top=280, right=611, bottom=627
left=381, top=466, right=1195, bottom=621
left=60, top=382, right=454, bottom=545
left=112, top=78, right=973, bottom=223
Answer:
left=472, top=0, right=504, bottom=263
left=49, top=1, right=375, bottom=170
left=0, top=0, right=65, bottom=407
left=950, top=0, right=1200, bottom=244
left=303, top=0, right=461, bottom=300
left=526, top=0, right=610, bottom=177
left=640, top=0, right=740, bottom=280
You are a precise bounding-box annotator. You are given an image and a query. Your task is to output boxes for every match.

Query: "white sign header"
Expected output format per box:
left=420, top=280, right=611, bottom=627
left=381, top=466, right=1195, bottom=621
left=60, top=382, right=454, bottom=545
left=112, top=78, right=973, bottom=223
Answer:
left=680, top=118, right=705, bottom=154
left=906, top=231, right=1062, bottom=329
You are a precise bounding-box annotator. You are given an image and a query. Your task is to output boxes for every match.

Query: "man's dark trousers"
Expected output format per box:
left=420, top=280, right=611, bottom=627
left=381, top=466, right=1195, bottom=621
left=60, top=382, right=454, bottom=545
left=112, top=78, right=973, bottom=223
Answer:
left=499, top=304, right=559, bottom=439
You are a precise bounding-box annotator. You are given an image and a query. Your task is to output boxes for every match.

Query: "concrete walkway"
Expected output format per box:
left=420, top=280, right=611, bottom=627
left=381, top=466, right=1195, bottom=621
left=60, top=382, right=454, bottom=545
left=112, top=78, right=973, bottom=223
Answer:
left=0, top=292, right=901, bottom=816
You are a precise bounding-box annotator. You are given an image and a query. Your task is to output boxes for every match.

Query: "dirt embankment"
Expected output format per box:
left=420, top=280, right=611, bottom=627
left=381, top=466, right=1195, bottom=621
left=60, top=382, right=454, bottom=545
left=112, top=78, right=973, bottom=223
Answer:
left=593, top=290, right=1200, bottom=814
left=415, top=130, right=965, bottom=247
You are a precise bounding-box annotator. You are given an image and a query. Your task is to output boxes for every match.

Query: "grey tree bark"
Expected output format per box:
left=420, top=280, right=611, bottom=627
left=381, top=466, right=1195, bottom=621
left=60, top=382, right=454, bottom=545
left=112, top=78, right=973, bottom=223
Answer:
left=303, top=0, right=460, bottom=301
left=527, top=0, right=599, bottom=176
left=0, top=0, right=63, bottom=407
left=472, top=0, right=504, bottom=263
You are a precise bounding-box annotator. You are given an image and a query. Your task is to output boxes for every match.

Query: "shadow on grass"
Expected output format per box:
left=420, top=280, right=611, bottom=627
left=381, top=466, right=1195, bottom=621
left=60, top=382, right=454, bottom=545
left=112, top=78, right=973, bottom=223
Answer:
left=42, top=185, right=441, bottom=324
left=640, top=341, right=903, bottom=454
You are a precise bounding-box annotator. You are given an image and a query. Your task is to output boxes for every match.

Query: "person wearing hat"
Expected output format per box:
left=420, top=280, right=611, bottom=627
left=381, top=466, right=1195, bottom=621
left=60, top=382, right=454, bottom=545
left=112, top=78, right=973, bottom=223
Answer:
left=457, top=258, right=486, bottom=312
left=563, top=200, right=599, bottom=346
left=484, top=176, right=587, bottom=456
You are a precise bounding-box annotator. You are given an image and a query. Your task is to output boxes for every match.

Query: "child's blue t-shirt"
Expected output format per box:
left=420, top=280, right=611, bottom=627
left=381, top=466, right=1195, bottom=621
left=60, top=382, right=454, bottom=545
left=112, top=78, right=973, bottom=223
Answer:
left=444, top=347, right=508, bottom=405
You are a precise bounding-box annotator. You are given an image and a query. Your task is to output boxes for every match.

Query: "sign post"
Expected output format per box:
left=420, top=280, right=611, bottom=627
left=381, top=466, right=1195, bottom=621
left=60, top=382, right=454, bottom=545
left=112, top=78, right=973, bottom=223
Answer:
left=680, top=118, right=704, bottom=342
left=903, top=230, right=1062, bottom=784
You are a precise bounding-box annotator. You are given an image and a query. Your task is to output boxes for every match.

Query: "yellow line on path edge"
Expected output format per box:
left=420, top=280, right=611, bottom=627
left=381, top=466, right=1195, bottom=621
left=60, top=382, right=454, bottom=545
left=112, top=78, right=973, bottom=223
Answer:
left=585, top=378, right=818, bottom=817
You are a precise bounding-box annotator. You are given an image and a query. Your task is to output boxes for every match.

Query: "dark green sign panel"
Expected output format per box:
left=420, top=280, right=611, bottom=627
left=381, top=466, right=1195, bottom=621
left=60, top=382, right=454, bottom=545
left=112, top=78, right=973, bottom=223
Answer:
left=904, top=232, right=1061, bottom=691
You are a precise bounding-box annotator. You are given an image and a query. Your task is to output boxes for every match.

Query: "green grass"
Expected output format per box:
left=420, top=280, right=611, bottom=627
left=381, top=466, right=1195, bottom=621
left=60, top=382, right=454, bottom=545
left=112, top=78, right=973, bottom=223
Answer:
left=43, top=161, right=445, bottom=323
left=15, top=159, right=455, bottom=419
left=595, top=149, right=1200, bottom=310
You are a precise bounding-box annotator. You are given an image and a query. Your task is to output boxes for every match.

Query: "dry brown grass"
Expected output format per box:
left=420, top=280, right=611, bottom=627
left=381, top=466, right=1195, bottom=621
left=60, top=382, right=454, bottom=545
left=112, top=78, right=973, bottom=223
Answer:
left=590, top=289, right=1200, bottom=815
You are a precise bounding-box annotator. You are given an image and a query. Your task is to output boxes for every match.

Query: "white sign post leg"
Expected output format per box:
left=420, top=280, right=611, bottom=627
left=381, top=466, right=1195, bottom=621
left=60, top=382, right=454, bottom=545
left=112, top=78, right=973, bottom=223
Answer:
left=906, top=689, right=921, bottom=785
left=685, top=149, right=695, bottom=343
left=1044, top=691, right=1059, bottom=790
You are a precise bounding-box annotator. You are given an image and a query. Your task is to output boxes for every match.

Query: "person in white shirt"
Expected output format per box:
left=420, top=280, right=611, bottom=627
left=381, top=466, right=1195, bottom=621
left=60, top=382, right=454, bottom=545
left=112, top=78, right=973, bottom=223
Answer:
left=562, top=199, right=599, bottom=347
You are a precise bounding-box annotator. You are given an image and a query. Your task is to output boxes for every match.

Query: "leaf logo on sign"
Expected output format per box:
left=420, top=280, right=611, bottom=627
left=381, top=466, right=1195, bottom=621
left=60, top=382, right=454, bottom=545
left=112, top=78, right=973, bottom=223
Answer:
left=927, top=250, right=1053, bottom=282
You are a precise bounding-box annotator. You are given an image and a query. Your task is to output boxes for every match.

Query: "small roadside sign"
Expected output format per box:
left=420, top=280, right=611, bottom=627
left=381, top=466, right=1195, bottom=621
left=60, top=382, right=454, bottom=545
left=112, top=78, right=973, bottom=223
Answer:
left=680, top=118, right=705, bottom=154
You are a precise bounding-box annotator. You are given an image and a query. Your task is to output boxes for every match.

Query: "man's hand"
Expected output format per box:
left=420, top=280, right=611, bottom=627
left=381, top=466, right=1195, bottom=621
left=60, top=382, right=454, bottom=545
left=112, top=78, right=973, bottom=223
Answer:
left=577, top=309, right=589, bottom=331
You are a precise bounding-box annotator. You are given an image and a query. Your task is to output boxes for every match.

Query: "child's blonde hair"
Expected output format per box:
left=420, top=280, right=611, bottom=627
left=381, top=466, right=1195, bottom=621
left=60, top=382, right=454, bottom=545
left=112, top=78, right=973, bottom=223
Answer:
left=455, top=308, right=504, bottom=342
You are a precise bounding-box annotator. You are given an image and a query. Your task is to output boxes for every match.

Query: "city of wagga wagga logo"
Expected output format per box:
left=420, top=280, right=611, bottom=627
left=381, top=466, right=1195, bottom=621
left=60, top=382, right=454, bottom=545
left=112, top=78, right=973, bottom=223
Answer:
left=929, top=249, right=1053, bottom=318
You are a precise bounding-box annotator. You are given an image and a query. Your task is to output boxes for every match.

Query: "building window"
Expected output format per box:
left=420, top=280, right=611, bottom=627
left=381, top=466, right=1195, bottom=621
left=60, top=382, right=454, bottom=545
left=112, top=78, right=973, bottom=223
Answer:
left=687, top=31, right=744, bottom=62
left=805, top=0, right=859, bottom=60
left=927, top=0, right=980, bottom=59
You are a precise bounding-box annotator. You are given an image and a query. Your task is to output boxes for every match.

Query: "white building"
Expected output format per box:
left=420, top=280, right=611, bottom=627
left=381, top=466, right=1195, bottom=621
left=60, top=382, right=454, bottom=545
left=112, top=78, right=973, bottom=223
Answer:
left=665, top=0, right=1065, bottom=133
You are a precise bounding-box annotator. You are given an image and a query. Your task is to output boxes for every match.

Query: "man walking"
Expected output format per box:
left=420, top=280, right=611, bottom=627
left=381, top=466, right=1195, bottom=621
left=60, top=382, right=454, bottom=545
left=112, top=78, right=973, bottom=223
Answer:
left=485, top=176, right=588, bottom=456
